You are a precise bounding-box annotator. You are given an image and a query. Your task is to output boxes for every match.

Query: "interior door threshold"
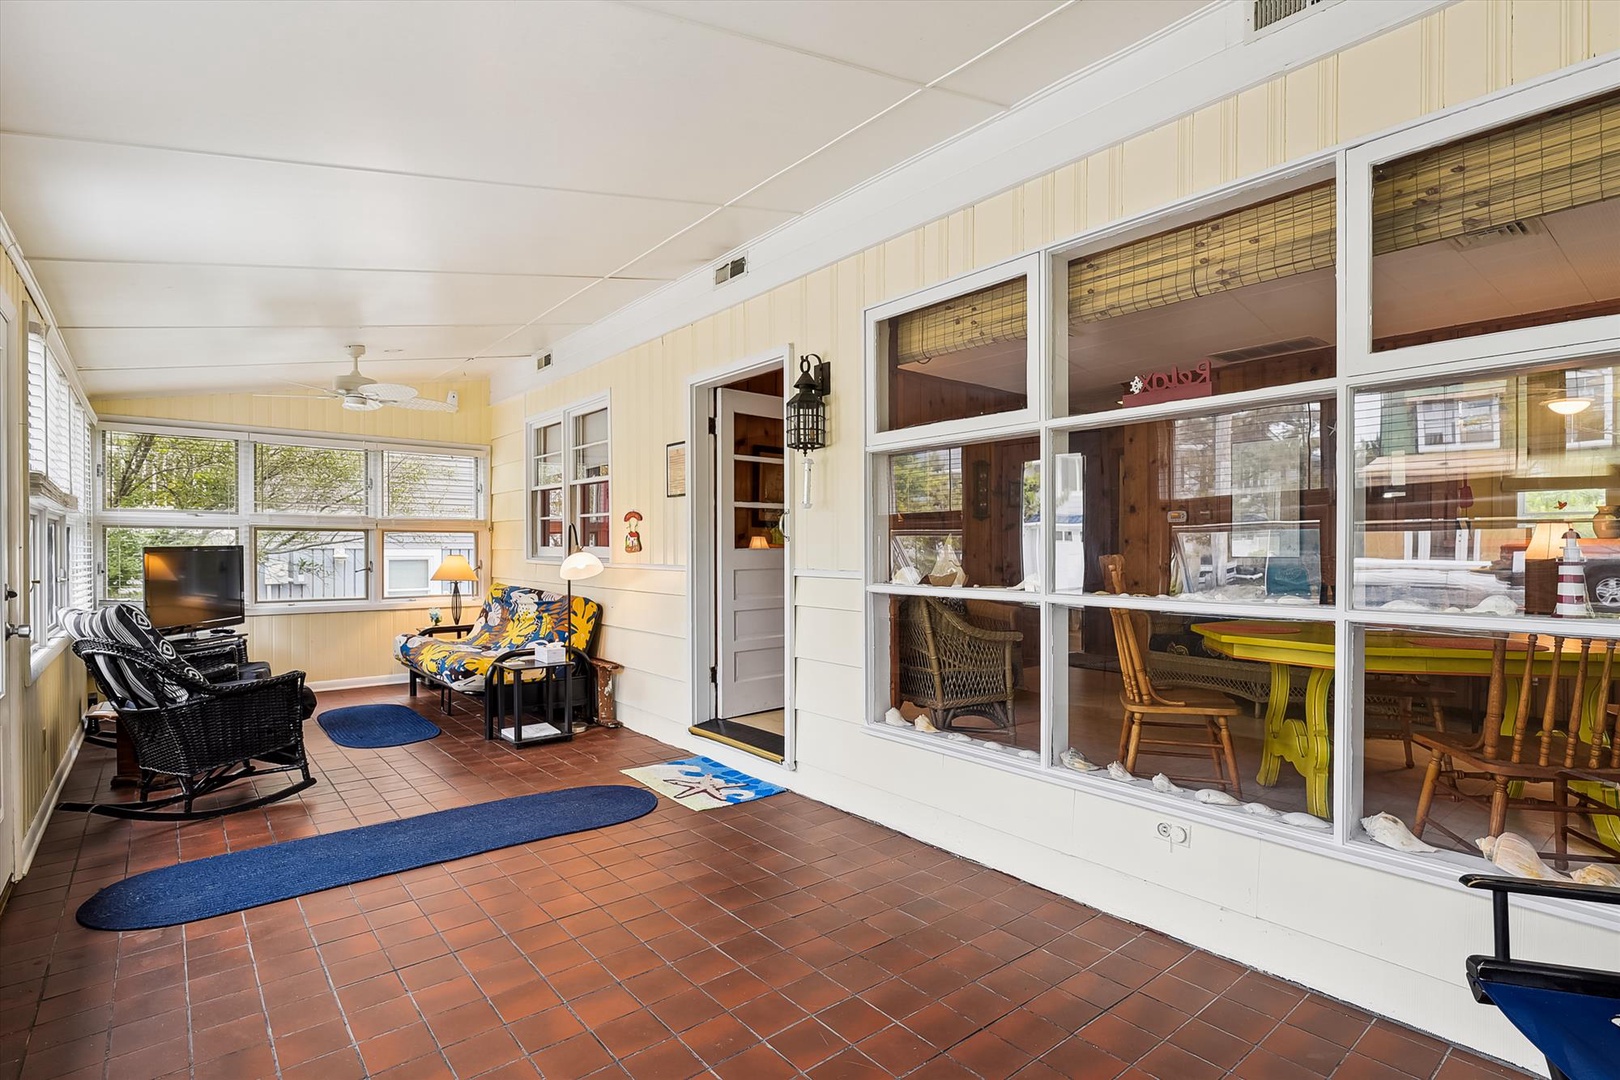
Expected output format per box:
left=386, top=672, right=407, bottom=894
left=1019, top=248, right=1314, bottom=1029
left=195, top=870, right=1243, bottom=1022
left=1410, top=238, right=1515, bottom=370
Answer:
left=690, top=719, right=785, bottom=763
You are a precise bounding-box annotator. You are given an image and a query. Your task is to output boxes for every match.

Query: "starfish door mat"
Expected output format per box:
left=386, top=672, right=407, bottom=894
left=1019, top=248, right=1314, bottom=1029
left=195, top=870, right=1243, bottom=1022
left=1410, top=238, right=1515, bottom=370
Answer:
left=621, top=755, right=785, bottom=812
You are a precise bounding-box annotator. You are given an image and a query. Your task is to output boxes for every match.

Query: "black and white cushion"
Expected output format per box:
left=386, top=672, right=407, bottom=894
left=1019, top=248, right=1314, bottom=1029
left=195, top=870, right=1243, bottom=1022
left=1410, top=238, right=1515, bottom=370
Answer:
left=61, top=605, right=208, bottom=710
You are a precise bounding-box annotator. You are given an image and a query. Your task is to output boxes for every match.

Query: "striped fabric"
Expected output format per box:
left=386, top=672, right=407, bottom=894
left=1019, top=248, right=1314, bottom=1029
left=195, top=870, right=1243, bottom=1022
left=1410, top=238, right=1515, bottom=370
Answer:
left=62, top=605, right=208, bottom=709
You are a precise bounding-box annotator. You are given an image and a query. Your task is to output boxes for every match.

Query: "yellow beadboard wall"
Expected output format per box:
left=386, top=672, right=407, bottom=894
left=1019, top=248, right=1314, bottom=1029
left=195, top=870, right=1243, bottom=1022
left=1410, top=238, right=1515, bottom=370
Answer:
left=3, top=245, right=88, bottom=872
left=92, top=379, right=491, bottom=446
left=486, top=4, right=1620, bottom=1068
left=88, top=380, right=493, bottom=685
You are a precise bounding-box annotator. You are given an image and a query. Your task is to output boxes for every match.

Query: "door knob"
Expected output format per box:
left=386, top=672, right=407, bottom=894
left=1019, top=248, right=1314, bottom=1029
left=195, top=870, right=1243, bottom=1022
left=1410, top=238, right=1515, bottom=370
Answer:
left=5, top=623, right=31, bottom=641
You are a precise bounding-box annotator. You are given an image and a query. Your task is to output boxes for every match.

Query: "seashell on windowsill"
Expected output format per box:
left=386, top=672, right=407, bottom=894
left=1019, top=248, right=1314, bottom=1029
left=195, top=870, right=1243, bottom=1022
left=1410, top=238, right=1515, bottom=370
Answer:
left=1360, top=812, right=1436, bottom=853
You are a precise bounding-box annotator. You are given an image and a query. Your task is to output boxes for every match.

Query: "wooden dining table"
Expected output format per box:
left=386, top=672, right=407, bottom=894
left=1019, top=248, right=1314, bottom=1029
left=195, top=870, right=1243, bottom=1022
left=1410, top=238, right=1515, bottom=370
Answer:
left=1190, top=620, right=1608, bottom=819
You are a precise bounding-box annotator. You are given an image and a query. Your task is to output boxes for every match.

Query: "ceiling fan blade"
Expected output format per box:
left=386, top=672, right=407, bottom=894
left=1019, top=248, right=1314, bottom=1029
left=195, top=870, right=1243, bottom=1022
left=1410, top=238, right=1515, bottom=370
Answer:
left=274, top=381, right=340, bottom=395
left=392, top=396, right=459, bottom=413
left=251, top=393, right=331, bottom=401
left=365, top=383, right=419, bottom=403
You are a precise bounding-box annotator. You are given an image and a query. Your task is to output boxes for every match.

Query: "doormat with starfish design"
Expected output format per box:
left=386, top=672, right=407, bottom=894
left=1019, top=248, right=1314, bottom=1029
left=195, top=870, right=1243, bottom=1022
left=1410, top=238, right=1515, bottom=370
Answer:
left=621, top=755, right=785, bottom=812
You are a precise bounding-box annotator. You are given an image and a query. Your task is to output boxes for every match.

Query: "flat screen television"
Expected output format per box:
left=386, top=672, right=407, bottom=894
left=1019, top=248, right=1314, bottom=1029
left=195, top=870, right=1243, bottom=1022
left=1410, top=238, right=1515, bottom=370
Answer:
left=143, top=545, right=246, bottom=633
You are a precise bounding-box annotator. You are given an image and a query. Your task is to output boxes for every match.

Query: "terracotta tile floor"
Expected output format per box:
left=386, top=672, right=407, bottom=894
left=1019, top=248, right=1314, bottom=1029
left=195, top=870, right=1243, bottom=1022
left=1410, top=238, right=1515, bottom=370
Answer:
left=0, top=685, right=1533, bottom=1080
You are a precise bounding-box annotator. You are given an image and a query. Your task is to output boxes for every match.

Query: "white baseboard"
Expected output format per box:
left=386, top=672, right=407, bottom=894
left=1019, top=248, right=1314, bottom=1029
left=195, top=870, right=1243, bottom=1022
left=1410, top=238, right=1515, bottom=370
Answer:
left=18, top=727, right=84, bottom=879
left=307, top=673, right=410, bottom=692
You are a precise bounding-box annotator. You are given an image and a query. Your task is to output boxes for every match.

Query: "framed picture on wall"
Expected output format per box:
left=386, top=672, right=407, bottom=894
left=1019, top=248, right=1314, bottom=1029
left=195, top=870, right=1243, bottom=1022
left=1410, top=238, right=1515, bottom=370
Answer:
left=666, top=442, right=686, bottom=497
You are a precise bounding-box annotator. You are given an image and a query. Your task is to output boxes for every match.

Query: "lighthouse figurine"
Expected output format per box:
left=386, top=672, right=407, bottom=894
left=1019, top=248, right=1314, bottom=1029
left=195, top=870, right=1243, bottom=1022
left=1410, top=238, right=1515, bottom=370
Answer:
left=1554, top=527, right=1592, bottom=618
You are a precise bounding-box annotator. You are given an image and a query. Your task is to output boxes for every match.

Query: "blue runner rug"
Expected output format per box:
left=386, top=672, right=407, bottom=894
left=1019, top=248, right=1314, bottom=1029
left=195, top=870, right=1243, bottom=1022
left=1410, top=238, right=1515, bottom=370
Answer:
left=317, top=703, right=441, bottom=748
left=78, top=785, right=658, bottom=931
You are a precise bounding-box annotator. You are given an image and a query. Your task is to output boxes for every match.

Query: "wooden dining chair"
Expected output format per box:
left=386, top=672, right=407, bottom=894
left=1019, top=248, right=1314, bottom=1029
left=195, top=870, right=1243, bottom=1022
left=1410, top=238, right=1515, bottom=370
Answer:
left=1099, top=555, right=1243, bottom=794
left=1365, top=673, right=1454, bottom=768
left=1413, top=634, right=1619, bottom=868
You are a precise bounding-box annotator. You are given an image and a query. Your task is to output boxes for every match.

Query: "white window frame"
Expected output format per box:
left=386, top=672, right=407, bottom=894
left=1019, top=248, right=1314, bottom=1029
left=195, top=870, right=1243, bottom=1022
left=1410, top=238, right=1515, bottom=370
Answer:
left=379, top=529, right=482, bottom=600
left=25, top=325, right=96, bottom=663
left=95, top=418, right=488, bottom=615
left=855, top=61, right=1620, bottom=906
left=523, top=393, right=612, bottom=563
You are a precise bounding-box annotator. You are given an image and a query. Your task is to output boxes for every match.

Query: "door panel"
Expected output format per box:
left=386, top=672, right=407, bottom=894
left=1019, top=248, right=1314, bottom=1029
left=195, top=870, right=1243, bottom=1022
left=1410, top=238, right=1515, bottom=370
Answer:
left=716, top=389, right=786, bottom=719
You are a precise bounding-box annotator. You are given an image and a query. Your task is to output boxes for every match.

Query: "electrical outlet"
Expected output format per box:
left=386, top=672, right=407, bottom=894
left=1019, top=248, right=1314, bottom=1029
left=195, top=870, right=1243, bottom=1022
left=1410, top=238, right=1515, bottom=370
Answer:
left=1156, top=821, right=1191, bottom=847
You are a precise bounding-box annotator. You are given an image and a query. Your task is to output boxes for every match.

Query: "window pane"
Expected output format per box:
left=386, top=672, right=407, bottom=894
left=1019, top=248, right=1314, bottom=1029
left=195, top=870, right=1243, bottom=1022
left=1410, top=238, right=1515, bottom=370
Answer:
left=103, top=431, right=238, bottom=511
left=886, top=437, right=1039, bottom=589
left=880, top=276, right=1029, bottom=431
left=1352, top=359, right=1619, bottom=619
left=576, top=408, right=608, bottom=448
left=255, top=530, right=367, bottom=602
left=27, top=332, right=46, bottom=476
left=255, top=443, right=368, bottom=514
left=105, top=527, right=237, bottom=601
left=1056, top=399, right=1335, bottom=603
left=1371, top=91, right=1620, bottom=350
left=577, top=476, right=610, bottom=549
left=1060, top=607, right=1334, bottom=823
left=384, top=451, right=479, bottom=518
left=882, top=596, right=1041, bottom=753
left=534, top=420, right=563, bottom=486
left=382, top=532, right=478, bottom=598
left=1064, top=183, right=1336, bottom=416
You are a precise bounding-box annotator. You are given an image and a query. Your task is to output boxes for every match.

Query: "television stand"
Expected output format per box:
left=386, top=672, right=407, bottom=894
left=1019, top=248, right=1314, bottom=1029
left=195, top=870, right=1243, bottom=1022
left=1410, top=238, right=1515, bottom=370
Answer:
left=169, top=630, right=251, bottom=679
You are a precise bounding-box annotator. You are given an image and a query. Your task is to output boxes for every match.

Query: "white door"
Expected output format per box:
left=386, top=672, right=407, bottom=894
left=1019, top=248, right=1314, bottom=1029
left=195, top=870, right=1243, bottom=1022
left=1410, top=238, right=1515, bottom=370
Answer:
left=0, top=309, right=16, bottom=892
left=715, top=389, right=786, bottom=719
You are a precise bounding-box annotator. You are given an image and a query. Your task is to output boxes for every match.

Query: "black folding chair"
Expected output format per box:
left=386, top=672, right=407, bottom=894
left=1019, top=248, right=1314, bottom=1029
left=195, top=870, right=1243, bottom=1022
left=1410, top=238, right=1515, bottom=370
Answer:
left=1461, top=874, right=1620, bottom=1080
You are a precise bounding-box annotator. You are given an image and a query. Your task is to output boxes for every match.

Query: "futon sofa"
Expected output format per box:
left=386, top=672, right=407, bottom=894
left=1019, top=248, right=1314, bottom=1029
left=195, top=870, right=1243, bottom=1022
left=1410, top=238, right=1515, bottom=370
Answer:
left=394, top=582, right=602, bottom=726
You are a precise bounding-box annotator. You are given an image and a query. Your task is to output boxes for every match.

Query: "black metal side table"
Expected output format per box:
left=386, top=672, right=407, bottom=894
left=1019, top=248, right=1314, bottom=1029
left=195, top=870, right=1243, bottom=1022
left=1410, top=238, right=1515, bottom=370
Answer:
left=487, top=655, right=575, bottom=748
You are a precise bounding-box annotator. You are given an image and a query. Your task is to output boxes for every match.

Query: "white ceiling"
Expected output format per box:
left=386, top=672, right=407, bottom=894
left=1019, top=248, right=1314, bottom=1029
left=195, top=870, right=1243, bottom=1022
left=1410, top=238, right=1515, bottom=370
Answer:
left=0, top=0, right=1204, bottom=398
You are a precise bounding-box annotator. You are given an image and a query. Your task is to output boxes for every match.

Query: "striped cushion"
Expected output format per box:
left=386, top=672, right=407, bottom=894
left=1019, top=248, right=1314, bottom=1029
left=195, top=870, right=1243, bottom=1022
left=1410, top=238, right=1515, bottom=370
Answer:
left=62, top=605, right=207, bottom=709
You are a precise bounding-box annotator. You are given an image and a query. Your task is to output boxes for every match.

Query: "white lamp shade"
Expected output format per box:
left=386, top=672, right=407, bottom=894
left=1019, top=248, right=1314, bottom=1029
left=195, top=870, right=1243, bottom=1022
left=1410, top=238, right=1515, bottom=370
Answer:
left=430, top=554, right=479, bottom=582
left=559, top=549, right=604, bottom=581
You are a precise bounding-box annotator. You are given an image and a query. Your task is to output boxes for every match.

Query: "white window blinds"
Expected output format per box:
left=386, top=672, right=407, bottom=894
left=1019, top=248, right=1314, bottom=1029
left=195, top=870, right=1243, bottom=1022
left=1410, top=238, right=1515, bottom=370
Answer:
left=27, top=329, right=47, bottom=477
left=383, top=451, right=480, bottom=518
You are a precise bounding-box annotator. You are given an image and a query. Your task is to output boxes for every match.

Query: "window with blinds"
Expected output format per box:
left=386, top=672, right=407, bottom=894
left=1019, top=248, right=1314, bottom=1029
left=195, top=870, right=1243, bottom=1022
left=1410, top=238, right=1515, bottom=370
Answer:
left=1371, top=89, right=1620, bottom=350
left=383, top=451, right=480, bottom=519
left=1063, top=182, right=1337, bottom=416
left=879, top=275, right=1030, bottom=432
left=27, top=329, right=47, bottom=477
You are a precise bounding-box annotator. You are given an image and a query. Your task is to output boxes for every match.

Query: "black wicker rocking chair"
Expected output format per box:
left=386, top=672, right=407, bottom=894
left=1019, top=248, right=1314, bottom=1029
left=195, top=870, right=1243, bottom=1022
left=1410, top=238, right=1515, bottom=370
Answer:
left=62, top=639, right=315, bottom=821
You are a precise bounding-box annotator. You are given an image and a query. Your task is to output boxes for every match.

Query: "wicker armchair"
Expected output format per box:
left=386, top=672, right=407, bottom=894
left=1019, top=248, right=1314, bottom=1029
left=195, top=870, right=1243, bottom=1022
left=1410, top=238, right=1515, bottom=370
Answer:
left=897, top=596, right=1022, bottom=731
left=64, top=639, right=314, bottom=820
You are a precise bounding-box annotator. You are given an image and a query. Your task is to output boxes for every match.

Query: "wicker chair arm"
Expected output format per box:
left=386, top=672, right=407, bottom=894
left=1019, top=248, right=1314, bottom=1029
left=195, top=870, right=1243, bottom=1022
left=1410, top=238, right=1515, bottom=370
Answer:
left=72, top=638, right=221, bottom=696
left=932, top=602, right=1023, bottom=643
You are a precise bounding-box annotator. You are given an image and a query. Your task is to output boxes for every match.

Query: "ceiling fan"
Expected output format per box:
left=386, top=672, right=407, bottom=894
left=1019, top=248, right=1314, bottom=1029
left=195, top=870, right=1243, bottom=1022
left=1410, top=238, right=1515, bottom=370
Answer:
left=258, top=345, right=459, bottom=412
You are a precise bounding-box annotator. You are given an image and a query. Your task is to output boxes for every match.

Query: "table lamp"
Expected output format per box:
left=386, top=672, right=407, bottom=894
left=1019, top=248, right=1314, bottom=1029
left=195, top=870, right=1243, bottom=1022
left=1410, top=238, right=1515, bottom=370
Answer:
left=431, top=554, right=479, bottom=625
left=1523, top=521, right=1568, bottom=616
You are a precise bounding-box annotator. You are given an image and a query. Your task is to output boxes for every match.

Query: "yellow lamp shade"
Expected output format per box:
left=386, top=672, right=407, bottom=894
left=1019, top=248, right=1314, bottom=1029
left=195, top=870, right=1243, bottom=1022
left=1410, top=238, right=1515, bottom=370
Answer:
left=748, top=535, right=770, bottom=550
left=430, top=554, right=479, bottom=582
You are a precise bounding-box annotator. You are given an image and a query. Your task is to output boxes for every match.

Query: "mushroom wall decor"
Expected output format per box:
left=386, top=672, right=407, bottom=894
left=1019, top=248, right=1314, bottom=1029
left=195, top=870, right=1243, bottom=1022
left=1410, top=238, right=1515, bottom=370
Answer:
left=623, top=510, right=643, bottom=553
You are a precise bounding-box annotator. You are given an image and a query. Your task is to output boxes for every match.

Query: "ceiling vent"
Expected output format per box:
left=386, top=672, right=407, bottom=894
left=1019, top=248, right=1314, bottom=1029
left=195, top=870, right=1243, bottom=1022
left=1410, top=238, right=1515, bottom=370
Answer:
left=1252, top=0, right=1331, bottom=34
left=1449, top=219, right=1543, bottom=251
left=533, top=351, right=553, bottom=372
left=713, top=255, right=748, bottom=287
left=1208, top=336, right=1330, bottom=365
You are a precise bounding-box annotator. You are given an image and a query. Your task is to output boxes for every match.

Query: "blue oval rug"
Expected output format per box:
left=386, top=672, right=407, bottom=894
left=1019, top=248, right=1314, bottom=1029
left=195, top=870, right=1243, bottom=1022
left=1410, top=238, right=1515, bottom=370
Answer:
left=317, top=703, right=441, bottom=748
left=78, top=785, right=658, bottom=931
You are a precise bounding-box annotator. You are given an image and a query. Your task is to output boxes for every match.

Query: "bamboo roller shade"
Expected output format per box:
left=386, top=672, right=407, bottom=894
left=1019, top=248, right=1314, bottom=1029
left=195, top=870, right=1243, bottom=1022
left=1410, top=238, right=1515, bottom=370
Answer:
left=1373, top=90, right=1619, bottom=255
left=1067, top=183, right=1336, bottom=323
left=892, top=277, right=1027, bottom=365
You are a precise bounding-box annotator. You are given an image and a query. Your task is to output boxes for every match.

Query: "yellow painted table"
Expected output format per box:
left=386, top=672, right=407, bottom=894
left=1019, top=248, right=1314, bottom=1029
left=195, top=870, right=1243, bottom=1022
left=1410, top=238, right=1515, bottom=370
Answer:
left=1189, top=621, right=1603, bottom=820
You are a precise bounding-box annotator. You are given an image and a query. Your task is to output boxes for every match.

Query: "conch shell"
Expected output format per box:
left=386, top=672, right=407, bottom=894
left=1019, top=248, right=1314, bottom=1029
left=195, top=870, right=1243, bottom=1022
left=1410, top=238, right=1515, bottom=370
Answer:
left=1059, top=748, right=1098, bottom=772
left=882, top=708, right=911, bottom=728
left=1360, top=812, right=1436, bottom=853
left=1194, top=788, right=1239, bottom=806
left=914, top=714, right=939, bottom=733
left=1240, top=802, right=1281, bottom=818
left=1571, top=864, right=1620, bottom=887
left=1280, top=812, right=1331, bottom=830
left=1476, top=833, right=1570, bottom=881
left=1151, top=774, right=1185, bottom=795
left=1106, top=761, right=1134, bottom=782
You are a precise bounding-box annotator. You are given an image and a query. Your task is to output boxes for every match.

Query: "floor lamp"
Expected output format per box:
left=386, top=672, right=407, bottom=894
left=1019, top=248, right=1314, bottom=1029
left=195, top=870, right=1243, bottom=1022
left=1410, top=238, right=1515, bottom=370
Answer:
left=559, top=525, right=606, bottom=726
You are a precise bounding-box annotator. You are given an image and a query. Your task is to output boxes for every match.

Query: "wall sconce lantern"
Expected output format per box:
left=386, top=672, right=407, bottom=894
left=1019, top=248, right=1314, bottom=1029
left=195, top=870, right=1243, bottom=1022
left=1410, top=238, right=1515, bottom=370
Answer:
left=785, top=353, right=830, bottom=508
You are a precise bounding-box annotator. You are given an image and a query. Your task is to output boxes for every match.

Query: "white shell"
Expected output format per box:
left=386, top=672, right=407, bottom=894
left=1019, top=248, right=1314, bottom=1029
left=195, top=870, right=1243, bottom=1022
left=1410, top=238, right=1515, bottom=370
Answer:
left=1280, top=812, right=1331, bottom=830
left=914, top=714, right=939, bottom=733
left=1241, top=802, right=1281, bottom=818
left=1477, top=833, right=1570, bottom=881
left=1151, top=774, right=1185, bottom=795
left=882, top=708, right=911, bottom=728
left=945, top=732, right=971, bottom=742
left=1571, top=864, right=1620, bottom=887
left=891, top=565, right=921, bottom=585
left=1470, top=595, right=1519, bottom=616
left=1059, top=748, right=1099, bottom=772
left=1360, top=812, right=1437, bottom=853
left=1194, top=788, right=1240, bottom=806
left=1106, top=761, right=1134, bottom=782
left=977, top=740, right=1002, bottom=752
